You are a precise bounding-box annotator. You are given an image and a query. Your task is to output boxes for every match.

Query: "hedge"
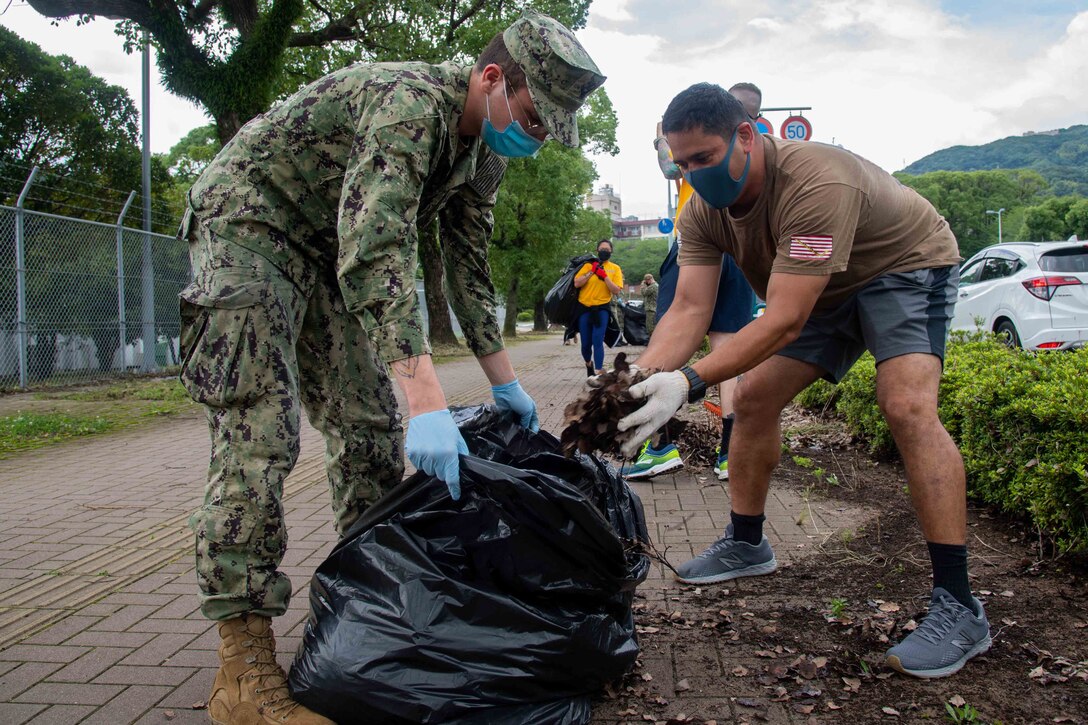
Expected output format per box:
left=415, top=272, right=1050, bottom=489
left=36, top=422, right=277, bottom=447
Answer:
left=793, top=334, right=1088, bottom=552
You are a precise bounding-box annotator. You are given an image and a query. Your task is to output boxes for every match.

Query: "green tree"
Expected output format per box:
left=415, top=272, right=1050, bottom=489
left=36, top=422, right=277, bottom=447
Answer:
left=896, top=169, right=1048, bottom=257
left=26, top=0, right=594, bottom=142
left=1018, top=196, right=1088, bottom=241
left=0, top=26, right=172, bottom=219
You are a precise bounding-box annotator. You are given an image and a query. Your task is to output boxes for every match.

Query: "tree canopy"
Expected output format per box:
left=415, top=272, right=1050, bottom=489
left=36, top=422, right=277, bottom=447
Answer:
left=25, top=0, right=595, bottom=142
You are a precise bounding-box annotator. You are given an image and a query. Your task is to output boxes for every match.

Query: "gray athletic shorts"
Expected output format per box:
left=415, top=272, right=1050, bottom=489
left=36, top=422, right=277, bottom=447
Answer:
left=777, top=266, right=959, bottom=383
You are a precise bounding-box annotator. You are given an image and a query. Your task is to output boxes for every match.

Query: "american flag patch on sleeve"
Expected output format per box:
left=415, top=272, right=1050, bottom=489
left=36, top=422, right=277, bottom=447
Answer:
left=788, top=235, right=833, bottom=260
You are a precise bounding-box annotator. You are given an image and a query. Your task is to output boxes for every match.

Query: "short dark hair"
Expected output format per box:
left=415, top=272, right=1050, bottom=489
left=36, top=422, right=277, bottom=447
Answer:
left=597, top=238, right=613, bottom=250
left=476, top=32, right=527, bottom=90
left=728, top=82, right=762, bottom=101
left=662, top=83, right=747, bottom=139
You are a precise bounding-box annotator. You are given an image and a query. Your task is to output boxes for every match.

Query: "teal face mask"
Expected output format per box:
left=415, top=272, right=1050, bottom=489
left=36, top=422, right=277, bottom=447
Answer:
left=481, top=83, right=544, bottom=158
left=685, top=128, right=750, bottom=209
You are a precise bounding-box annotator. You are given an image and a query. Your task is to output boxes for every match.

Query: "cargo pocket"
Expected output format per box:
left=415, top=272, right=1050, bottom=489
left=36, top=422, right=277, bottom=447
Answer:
left=178, top=273, right=291, bottom=408
left=190, top=504, right=260, bottom=600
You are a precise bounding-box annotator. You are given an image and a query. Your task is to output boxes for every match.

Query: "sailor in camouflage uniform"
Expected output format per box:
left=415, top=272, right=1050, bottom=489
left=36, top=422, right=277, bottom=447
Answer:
left=177, top=12, right=604, bottom=723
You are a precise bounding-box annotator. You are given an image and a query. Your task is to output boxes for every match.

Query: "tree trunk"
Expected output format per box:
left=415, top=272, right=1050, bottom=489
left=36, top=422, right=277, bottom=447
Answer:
left=419, top=219, right=459, bottom=347
left=503, top=275, right=519, bottom=338
left=533, top=299, right=548, bottom=332
left=215, top=111, right=244, bottom=145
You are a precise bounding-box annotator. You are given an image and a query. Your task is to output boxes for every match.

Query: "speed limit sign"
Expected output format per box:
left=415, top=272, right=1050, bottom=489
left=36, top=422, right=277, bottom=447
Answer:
left=780, top=115, right=812, bottom=141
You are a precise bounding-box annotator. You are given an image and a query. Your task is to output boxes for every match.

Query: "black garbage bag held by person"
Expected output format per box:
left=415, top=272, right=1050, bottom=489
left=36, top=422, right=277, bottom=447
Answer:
left=288, top=406, right=650, bottom=725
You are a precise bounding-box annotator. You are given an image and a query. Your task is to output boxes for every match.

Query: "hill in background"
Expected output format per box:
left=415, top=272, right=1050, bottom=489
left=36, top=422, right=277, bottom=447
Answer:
left=901, top=125, right=1088, bottom=196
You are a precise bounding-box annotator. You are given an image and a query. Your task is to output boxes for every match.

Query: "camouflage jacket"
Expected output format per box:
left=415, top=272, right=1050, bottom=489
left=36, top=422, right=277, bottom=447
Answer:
left=641, top=281, right=658, bottom=311
left=187, top=61, right=506, bottom=363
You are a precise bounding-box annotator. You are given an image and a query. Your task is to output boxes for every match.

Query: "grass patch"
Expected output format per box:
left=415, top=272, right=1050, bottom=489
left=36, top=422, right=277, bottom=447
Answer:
left=0, top=376, right=198, bottom=458
left=0, top=411, right=115, bottom=457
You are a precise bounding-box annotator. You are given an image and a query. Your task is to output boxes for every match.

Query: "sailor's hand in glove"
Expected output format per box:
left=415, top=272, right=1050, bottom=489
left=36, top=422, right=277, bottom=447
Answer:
left=405, top=410, right=469, bottom=500
left=617, top=370, right=689, bottom=457
left=492, top=379, right=540, bottom=432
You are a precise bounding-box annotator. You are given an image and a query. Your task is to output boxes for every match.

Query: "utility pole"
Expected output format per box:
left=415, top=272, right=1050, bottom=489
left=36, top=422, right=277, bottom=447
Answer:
left=986, top=208, right=1005, bottom=244
left=140, top=31, right=156, bottom=372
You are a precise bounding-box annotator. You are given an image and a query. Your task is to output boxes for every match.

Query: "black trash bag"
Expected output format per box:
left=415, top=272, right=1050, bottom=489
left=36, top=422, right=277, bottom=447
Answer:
left=544, top=253, right=597, bottom=327
left=288, top=406, right=650, bottom=725
left=621, top=301, right=648, bottom=346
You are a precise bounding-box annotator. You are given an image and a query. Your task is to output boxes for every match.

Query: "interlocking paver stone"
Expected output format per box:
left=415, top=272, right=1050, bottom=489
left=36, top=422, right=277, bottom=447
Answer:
left=0, top=337, right=872, bottom=723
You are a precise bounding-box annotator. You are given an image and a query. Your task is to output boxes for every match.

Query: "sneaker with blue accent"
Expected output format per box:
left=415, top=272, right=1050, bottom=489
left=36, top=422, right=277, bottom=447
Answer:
left=885, top=588, right=991, bottom=679
left=620, top=441, right=683, bottom=480
left=714, top=445, right=729, bottom=480
left=674, top=524, right=777, bottom=584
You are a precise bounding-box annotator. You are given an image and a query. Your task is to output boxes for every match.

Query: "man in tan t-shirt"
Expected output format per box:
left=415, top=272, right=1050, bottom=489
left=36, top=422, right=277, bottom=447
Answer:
left=614, top=82, right=989, bottom=680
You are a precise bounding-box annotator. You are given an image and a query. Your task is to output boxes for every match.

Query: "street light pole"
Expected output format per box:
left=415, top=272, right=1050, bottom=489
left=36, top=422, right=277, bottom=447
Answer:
left=986, top=208, right=1005, bottom=245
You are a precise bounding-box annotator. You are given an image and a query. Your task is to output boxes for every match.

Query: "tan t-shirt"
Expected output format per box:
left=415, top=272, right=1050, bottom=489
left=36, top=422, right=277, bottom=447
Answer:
left=676, top=136, right=961, bottom=311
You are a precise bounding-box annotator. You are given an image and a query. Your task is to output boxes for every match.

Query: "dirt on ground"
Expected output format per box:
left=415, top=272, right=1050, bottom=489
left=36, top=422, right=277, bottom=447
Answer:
left=592, top=407, right=1088, bottom=725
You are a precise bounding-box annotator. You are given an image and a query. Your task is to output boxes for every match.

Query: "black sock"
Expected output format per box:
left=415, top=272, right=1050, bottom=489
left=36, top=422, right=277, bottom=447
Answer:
left=720, top=414, right=735, bottom=452
left=730, top=510, right=765, bottom=545
left=927, top=541, right=973, bottom=609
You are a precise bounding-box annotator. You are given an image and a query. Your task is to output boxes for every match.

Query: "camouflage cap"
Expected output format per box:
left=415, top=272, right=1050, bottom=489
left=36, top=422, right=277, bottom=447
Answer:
left=503, top=11, right=606, bottom=147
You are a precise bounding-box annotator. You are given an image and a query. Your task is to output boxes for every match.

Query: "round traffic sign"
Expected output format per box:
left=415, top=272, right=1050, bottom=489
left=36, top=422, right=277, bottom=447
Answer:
left=657, top=217, right=674, bottom=235
left=754, top=116, right=773, bottom=135
left=780, top=115, right=813, bottom=141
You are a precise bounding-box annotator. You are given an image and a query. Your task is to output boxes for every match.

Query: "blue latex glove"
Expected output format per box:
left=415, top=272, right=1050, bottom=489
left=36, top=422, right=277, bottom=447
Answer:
left=492, top=379, right=540, bottom=432
left=405, top=410, right=470, bottom=500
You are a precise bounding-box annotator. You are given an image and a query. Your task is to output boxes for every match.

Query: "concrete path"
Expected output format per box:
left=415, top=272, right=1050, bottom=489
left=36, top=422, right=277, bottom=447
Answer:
left=0, top=336, right=869, bottom=724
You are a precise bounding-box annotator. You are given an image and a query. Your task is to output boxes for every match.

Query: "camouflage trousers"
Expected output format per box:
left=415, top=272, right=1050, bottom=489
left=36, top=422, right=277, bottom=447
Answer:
left=645, top=307, right=655, bottom=335
left=611, top=298, right=625, bottom=336
left=179, top=231, right=402, bottom=621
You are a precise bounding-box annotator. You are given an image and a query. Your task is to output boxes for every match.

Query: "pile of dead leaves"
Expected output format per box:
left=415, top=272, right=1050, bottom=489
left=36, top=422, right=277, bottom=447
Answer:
left=560, top=353, right=650, bottom=458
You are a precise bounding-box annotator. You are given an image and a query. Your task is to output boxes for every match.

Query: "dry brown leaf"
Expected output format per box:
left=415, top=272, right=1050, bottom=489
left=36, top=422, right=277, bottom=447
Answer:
left=842, top=677, right=861, bottom=692
left=812, top=656, right=828, bottom=669
left=882, top=706, right=900, bottom=716
left=793, top=704, right=815, bottom=714
left=732, top=666, right=749, bottom=677
left=826, top=701, right=842, bottom=711
left=948, top=695, right=966, bottom=707
left=878, top=602, right=900, bottom=613
left=675, top=678, right=691, bottom=692
left=1000, top=590, right=1015, bottom=597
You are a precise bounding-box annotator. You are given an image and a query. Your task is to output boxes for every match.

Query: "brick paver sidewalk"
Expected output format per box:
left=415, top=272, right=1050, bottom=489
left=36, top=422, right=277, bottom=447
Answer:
left=0, top=337, right=869, bottom=724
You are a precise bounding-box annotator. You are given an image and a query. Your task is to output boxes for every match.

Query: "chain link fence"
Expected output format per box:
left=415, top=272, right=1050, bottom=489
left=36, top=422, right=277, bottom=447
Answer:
left=0, top=200, right=190, bottom=389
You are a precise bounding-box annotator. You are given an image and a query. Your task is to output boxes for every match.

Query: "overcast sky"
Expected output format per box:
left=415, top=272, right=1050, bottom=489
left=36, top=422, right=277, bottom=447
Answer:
left=3, top=1, right=1087, bottom=219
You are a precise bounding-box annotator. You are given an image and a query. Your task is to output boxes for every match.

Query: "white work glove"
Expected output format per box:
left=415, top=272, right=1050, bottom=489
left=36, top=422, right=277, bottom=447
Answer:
left=586, top=363, right=640, bottom=389
left=617, top=370, right=689, bottom=458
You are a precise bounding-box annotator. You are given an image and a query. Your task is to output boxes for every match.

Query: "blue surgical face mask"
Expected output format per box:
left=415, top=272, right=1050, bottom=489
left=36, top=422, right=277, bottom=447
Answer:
left=481, top=82, right=544, bottom=158
left=685, top=128, right=750, bottom=209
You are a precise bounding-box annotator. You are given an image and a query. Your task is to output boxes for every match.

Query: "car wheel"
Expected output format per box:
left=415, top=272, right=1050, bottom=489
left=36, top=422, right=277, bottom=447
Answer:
left=995, top=319, right=1021, bottom=348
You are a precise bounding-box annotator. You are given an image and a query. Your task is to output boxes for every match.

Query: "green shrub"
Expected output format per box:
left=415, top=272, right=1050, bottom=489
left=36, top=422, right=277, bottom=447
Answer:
left=517, top=310, right=533, bottom=322
left=793, top=335, right=1088, bottom=551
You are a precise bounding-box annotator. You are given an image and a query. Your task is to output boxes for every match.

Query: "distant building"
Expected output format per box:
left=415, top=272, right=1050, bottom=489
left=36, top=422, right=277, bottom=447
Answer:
left=613, top=216, right=666, bottom=240
left=1022, top=129, right=1060, bottom=137
left=586, top=184, right=622, bottom=221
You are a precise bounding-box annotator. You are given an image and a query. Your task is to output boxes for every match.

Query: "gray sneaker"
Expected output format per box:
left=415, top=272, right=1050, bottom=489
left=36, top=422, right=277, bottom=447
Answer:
left=885, top=588, right=992, bottom=679
left=674, top=525, right=777, bottom=584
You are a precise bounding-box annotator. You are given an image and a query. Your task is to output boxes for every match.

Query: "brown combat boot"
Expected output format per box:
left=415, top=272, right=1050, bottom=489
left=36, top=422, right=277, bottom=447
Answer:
left=208, top=614, right=334, bottom=725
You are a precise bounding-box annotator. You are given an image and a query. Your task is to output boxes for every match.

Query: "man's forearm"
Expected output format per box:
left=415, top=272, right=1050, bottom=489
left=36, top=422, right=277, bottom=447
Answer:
left=690, top=314, right=801, bottom=385
left=477, top=349, right=516, bottom=387
left=635, top=304, right=709, bottom=371
left=391, top=354, right=447, bottom=417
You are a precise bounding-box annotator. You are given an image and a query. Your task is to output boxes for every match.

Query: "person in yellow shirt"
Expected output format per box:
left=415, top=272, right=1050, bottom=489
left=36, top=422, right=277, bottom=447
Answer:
left=573, top=239, right=624, bottom=376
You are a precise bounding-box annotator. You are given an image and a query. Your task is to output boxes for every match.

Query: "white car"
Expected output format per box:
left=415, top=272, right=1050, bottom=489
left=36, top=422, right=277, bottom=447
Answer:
left=952, top=239, right=1088, bottom=350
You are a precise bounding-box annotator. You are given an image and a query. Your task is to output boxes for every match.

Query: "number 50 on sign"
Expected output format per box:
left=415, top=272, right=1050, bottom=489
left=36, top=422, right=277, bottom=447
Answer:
left=780, top=115, right=812, bottom=141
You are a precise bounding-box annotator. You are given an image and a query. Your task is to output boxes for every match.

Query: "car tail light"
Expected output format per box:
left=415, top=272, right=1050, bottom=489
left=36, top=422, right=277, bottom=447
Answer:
left=1036, top=342, right=1063, bottom=349
left=1022, top=276, right=1082, bottom=301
